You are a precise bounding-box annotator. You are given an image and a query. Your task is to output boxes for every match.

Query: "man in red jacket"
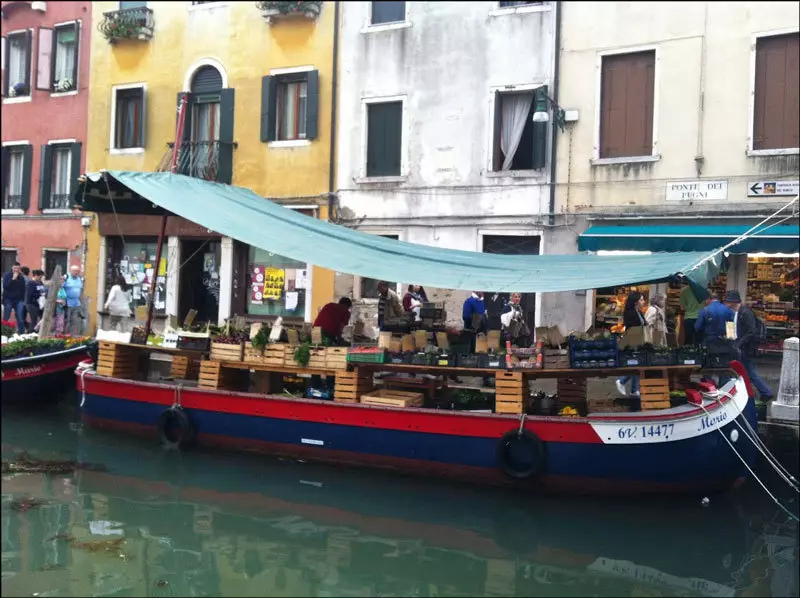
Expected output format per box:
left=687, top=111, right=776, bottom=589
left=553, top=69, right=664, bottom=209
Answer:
left=313, top=297, right=352, bottom=343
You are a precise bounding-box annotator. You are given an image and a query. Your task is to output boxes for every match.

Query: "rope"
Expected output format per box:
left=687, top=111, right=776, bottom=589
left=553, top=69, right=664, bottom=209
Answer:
left=171, top=384, right=183, bottom=410
left=78, top=364, right=93, bottom=408
left=103, top=172, right=127, bottom=256
left=697, top=392, right=799, bottom=523
left=517, top=412, right=526, bottom=437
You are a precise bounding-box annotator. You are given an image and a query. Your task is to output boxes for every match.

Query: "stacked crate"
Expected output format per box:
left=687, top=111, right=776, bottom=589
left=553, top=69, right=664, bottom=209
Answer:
left=198, top=360, right=234, bottom=390
left=282, top=344, right=301, bottom=367
left=96, top=342, right=139, bottom=379
left=640, top=378, right=671, bottom=410
left=243, top=345, right=266, bottom=366
left=334, top=370, right=374, bottom=403
left=307, top=348, right=328, bottom=369
left=360, top=389, right=424, bottom=408
left=556, top=377, right=588, bottom=413
left=326, top=347, right=349, bottom=370
left=494, top=371, right=526, bottom=414
left=543, top=348, right=570, bottom=370
left=209, top=341, right=244, bottom=362
left=170, top=355, right=200, bottom=380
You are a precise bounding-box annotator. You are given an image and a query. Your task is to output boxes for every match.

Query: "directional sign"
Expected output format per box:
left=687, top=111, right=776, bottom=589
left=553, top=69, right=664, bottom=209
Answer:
left=748, top=180, right=799, bottom=197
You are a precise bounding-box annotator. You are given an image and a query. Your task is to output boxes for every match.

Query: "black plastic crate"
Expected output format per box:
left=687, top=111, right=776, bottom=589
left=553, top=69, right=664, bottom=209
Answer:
left=647, top=349, right=676, bottom=366
left=177, top=336, right=211, bottom=352
left=479, top=354, right=506, bottom=369
left=434, top=354, right=455, bottom=367
left=456, top=354, right=481, bottom=368
left=411, top=353, right=435, bottom=366
left=676, top=348, right=705, bottom=366
left=386, top=352, right=413, bottom=365
left=572, top=358, right=618, bottom=369
left=619, top=349, right=647, bottom=367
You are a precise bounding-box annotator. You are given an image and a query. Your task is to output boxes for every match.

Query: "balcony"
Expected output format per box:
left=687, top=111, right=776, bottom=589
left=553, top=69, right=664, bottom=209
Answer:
left=157, top=141, right=234, bottom=184
left=2, top=194, right=24, bottom=211
left=256, top=1, right=322, bottom=24
left=98, top=6, right=154, bottom=44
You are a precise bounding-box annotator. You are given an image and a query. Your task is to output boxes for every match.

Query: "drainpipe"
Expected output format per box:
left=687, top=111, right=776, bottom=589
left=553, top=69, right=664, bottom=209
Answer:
left=327, top=0, right=340, bottom=222
left=547, top=0, right=562, bottom=227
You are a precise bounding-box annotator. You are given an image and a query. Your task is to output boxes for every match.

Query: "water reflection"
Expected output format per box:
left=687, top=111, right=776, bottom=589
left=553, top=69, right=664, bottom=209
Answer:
left=1, top=406, right=797, bottom=598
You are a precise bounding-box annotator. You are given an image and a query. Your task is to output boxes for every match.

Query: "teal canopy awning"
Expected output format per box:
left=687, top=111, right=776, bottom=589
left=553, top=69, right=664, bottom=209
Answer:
left=76, top=171, right=725, bottom=293
left=579, top=224, right=800, bottom=254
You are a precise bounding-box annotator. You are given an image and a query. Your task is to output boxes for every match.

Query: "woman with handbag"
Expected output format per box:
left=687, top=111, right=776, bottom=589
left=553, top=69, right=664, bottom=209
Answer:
left=616, top=291, right=646, bottom=397
left=500, top=293, right=531, bottom=347
left=645, top=294, right=667, bottom=346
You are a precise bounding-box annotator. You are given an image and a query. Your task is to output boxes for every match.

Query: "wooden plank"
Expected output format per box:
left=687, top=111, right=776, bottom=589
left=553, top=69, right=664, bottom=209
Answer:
left=495, top=401, right=524, bottom=414
left=641, top=400, right=671, bottom=410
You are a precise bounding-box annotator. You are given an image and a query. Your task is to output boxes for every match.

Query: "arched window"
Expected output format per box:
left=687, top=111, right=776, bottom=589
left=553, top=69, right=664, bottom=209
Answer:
left=190, top=65, right=223, bottom=95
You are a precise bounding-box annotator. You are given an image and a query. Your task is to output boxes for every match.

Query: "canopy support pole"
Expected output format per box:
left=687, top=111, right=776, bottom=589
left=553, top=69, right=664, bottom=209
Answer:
left=145, top=94, right=188, bottom=339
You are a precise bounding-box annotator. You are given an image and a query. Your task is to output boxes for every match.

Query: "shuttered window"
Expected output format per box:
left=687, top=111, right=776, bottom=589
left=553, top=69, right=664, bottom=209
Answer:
left=4, top=30, right=32, bottom=97
left=260, top=71, right=319, bottom=143
left=52, top=23, right=79, bottom=92
left=1, top=145, right=32, bottom=211
left=114, top=87, right=146, bottom=149
left=753, top=33, right=800, bottom=151
left=366, top=101, right=403, bottom=177
left=371, top=1, right=405, bottom=25
left=39, top=142, right=81, bottom=211
left=599, top=50, right=655, bottom=159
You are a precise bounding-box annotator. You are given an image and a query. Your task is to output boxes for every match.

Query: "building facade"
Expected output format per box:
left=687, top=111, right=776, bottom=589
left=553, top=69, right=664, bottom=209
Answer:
left=84, top=0, right=336, bottom=333
left=556, top=1, right=799, bottom=348
left=1, top=0, right=91, bottom=279
left=334, top=0, right=564, bottom=332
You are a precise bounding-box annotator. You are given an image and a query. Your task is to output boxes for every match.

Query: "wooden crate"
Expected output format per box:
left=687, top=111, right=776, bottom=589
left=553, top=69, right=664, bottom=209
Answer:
left=543, top=349, right=571, bottom=370
left=96, top=342, right=139, bottom=379
left=282, top=344, right=301, bottom=367
left=244, top=345, right=266, bottom=366
left=557, top=378, right=588, bottom=403
left=198, top=360, right=234, bottom=390
left=334, top=370, right=373, bottom=403
left=640, top=379, right=671, bottom=410
left=326, top=347, right=349, bottom=371
left=361, top=389, right=424, bottom=408
left=170, top=355, right=200, bottom=380
left=307, top=348, right=328, bottom=369
left=210, top=341, right=244, bottom=362
left=262, top=344, right=288, bottom=366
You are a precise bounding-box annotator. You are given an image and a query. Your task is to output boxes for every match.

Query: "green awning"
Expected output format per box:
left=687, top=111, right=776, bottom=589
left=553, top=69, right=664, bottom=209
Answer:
left=75, top=171, right=725, bottom=293
left=579, top=224, right=800, bottom=254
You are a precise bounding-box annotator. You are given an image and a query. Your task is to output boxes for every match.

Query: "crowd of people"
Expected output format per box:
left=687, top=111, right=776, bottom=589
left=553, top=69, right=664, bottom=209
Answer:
left=2, top=262, right=84, bottom=336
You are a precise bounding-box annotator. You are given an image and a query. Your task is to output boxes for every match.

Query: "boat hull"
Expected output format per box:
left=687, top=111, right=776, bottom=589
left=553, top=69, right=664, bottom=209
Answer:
left=2, top=344, right=95, bottom=404
left=77, top=363, right=759, bottom=495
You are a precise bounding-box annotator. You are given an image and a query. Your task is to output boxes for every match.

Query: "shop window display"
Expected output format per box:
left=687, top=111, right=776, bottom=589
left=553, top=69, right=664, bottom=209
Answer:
left=246, top=247, right=308, bottom=320
left=747, top=256, right=799, bottom=353
left=105, top=239, right=168, bottom=317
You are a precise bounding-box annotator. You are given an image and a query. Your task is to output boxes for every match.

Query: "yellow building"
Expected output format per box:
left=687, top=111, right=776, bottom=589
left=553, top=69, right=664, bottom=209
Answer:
left=84, top=0, right=336, bottom=333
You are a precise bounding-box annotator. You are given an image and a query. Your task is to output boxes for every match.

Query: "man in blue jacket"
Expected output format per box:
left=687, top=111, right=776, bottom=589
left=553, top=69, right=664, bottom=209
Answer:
left=2, top=262, right=27, bottom=334
left=695, top=293, right=733, bottom=344
left=462, top=291, right=487, bottom=333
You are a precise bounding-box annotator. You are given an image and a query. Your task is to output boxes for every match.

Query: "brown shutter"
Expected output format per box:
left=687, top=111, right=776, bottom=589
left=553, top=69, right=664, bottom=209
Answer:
left=599, top=51, right=655, bottom=159
left=1, top=37, right=6, bottom=97
left=36, top=27, right=54, bottom=91
left=754, top=33, right=800, bottom=150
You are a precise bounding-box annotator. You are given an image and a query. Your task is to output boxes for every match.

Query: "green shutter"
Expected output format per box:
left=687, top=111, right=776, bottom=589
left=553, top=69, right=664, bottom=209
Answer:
left=260, top=75, right=277, bottom=142
left=493, top=92, right=502, bottom=171
left=69, top=142, right=82, bottom=207
left=218, top=88, right=235, bottom=185
left=366, top=102, right=402, bottom=177
left=138, top=88, right=147, bottom=148
left=72, top=23, right=80, bottom=86
left=20, top=144, right=33, bottom=211
left=37, top=144, right=52, bottom=210
left=305, top=70, right=319, bottom=141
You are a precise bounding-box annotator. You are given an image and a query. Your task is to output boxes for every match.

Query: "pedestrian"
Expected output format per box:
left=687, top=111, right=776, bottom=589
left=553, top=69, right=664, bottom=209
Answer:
left=52, top=286, right=68, bottom=335
left=104, top=274, right=132, bottom=332
left=20, top=266, right=31, bottom=330
left=616, top=291, right=646, bottom=397
left=644, top=294, right=668, bottom=346
left=724, top=290, right=773, bottom=400
left=695, top=293, right=734, bottom=344
left=2, top=262, right=27, bottom=334
left=24, top=269, right=46, bottom=333
left=376, top=281, right=404, bottom=331
left=402, top=285, right=428, bottom=321
left=313, top=297, right=352, bottom=344
left=500, top=292, right=531, bottom=347
left=679, top=284, right=704, bottom=346
left=462, top=291, right=487, bottom=333
left=62, top=265, right=84, bottom=336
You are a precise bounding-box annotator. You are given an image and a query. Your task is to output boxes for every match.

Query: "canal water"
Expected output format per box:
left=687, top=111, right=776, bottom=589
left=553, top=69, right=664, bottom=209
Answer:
left=2, top=400, right=798, bottom=598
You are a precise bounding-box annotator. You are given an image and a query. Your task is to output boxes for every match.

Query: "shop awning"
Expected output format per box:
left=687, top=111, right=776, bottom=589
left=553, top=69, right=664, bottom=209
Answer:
left=75, top=171, right=725, bottom=293
left=578, top=224, right=800, bottom=254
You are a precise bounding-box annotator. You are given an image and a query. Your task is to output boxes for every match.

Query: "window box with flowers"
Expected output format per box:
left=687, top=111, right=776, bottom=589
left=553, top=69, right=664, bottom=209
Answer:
left=8, top=82, right=30, bottom=98
left=53, top=78, right=74, bottom=93
left=256, top=0, right=322, bottom=23
left=98, top=6, right=154, bottom=44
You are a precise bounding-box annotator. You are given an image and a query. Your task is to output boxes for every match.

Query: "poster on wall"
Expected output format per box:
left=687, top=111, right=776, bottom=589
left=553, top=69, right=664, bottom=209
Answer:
left=251, top=265, right=266, bottom=305
left=263, top=267, right=285, bottom=301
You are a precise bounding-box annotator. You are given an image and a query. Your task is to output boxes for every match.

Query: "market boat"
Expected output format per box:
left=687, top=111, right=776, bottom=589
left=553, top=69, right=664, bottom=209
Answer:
left=2, top=342, right=96, bottom=404
left=76, top=361, right=758, bottom=494
left=72, top=171, right=763, bottom=495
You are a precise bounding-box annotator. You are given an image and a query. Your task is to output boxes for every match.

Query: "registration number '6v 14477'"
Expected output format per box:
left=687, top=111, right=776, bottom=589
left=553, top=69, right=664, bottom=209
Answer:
left=617, top=424, right=675, bottom=441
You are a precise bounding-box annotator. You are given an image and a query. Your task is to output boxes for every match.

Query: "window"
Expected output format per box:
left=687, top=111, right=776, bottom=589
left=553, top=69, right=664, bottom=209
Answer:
left=114, top=87, right=146, bottom=149
left=4, top=31, right=32, bottom=98
left=2, top=250, right=18, bottom=276
left=371, top=1, right=405, bottom=25
left=1, top=145, right=32, bottom=211
left=277, top=77, right=308, bottom=141
left=106, top=239, right=167, bottom=316
left=39, top=142, right=80, bottom=212
left=492, top=91, right=542, bottom=171
left=366, top=101, right=403, bottom=177
left=599, top=50, right=655, bottom=159
left=43, top=250, right=68, bottom=280
left=261, top=70, right=319, bottom=143
left=498, top=1, right=541, bottom=6
left=360, top=235, right=399, bottom=299
left=247, top=247, right=307, bottom=320
left=120, top=1, right=147, bottom=8
left=52, top=24, right=79, bottom=92
left=753, top=33, right=799, bottom=151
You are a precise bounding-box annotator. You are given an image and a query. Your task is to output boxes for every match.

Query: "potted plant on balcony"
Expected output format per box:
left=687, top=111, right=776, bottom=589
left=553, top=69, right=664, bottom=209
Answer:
left=54, top=78, right=74, bottom=93
left=98, top=11, right=147, bottom=43
left=256, top=0, right=322, bottom=22
left=8, top=82, right=29, bottom=98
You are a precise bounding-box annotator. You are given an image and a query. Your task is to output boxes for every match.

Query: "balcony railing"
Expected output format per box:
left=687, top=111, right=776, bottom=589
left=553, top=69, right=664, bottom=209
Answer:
left=2, top=194, right=24, bottom=211
left=48, top=194, right=71, bottom=210
left=157, top=141, right=228, bottom=182
left=98, top=6, right=154, bottom=44
left=256, top=0, right=322, bottom=23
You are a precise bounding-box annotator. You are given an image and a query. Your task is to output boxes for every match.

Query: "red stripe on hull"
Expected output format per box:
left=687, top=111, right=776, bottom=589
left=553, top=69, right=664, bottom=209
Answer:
left=82, top=374, right=603, bottom=443
left=83, top=414, right=736, bottom=495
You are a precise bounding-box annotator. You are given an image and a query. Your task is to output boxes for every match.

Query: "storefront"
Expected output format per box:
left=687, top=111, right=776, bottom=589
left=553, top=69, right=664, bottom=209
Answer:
left=579, top=222, right=800, bottom=349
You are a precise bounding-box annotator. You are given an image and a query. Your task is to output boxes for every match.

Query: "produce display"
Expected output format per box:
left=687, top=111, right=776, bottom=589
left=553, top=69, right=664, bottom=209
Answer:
left=1, top=334, right=93, bottom=360
left=749, top=256, right=799, bottom=353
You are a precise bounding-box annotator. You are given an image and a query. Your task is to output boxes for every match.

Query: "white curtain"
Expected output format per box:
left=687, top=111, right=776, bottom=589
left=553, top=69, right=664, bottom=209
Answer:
left=123, top=99, right=136, bottom=147
left=8, top=153, right=23, bottom=195
left=53, top=149, right=70, bottom=201
left=500, top=93, right=533, bottom=171
left=54, top=38, right=75, bottom=83
left=9, top=38, right=26, bottom=86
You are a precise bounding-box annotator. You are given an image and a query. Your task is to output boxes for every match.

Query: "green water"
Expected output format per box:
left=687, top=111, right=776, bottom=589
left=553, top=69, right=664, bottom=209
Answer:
left=2, top=402, right=797, bottom=598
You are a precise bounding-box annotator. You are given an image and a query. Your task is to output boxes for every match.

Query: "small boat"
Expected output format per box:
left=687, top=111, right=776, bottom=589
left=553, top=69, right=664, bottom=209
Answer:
left=2, top=343, right=96, bottom=404
left=76, top=361, right=758, bottom=495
